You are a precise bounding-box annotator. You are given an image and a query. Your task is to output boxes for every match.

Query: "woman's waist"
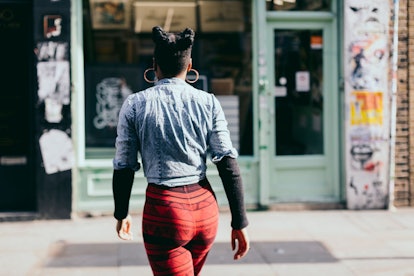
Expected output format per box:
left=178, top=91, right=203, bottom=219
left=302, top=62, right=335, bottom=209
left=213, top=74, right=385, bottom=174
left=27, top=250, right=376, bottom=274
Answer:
left=145, top=173, right=206, bottom=187
left=148, top=178, right=209, bottom=192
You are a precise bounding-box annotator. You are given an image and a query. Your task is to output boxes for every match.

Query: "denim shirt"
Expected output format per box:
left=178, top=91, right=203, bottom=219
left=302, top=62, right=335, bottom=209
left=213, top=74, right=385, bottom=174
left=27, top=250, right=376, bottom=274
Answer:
left=113, top=78, right=238, bottom=186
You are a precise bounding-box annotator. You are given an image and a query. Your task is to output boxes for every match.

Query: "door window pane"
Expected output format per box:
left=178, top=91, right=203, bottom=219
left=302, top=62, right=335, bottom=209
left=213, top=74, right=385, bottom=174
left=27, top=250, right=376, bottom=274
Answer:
left=82, top=0, right=253, bottom=157
left=266, top=0, right=330, bottom=11
left=274, top=29, right=324, bottom=155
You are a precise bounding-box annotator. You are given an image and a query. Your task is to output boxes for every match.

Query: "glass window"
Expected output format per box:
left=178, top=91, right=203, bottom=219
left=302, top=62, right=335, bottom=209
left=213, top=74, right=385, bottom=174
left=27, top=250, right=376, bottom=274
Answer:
left=266, top=0, right=330, bottom=11
left=82, top=0, right=253, bottom=157
left=273, top=29, right=324, bottom=155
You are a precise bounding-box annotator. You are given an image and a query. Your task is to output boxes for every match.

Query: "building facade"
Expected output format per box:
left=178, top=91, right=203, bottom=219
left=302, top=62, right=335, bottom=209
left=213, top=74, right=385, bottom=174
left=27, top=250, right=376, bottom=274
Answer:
left=0, top=0, right=412, bottom=219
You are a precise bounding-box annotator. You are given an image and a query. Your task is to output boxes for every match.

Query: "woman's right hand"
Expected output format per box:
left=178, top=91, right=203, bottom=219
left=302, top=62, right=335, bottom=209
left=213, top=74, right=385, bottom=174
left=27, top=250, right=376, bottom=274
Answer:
left=116, top=214, right=133, bottom=240
left=231, top=227, right=250, bottom=260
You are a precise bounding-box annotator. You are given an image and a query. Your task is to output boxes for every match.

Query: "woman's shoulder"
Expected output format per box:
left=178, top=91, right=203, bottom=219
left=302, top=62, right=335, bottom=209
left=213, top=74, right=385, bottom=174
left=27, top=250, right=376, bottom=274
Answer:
left=184, top=86, right=216, bottom=105
left=128, top=86, right=157, bottom=100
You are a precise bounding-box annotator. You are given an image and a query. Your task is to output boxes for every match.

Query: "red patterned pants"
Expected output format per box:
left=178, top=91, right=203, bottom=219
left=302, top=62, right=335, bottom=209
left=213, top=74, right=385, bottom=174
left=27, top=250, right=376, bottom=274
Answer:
left=142, top=179, right=219, bottom=276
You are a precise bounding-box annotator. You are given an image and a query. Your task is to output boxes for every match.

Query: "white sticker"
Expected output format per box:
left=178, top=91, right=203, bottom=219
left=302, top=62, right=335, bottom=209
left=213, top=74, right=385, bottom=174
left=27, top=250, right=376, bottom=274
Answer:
left=39, top=129, right=74, bottom=174
left=295, top=71, right=310, bottom=92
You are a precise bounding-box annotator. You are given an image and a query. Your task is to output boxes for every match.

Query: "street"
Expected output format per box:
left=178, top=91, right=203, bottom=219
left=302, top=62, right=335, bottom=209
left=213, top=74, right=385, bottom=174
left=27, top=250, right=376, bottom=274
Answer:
left=1, top=209, right=414, bottom=275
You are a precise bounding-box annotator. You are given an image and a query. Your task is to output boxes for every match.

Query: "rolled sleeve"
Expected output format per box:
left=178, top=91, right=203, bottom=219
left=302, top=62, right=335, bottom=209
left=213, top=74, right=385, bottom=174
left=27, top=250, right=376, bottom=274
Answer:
left=113, top=96, right=141, bottom=171
left=209, top=95, right=238, bottom=163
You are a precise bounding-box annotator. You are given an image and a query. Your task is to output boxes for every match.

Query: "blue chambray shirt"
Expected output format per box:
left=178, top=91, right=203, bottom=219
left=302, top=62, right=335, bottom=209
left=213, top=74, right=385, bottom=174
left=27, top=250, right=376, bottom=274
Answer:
left=113, top=78, right=238, bottom=186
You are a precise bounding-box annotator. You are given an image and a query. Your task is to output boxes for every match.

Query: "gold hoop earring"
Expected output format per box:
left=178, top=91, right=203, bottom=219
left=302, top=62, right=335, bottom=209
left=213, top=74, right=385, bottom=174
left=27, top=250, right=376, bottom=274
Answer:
left=144, top=68, right=156, bottom=83
left=186, top=68, right=199, bottom=84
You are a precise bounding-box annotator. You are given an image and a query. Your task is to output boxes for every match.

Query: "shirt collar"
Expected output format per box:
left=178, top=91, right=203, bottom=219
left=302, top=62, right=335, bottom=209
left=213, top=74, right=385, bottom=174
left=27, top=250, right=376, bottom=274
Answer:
left=155, top=78, right=186, bottom=86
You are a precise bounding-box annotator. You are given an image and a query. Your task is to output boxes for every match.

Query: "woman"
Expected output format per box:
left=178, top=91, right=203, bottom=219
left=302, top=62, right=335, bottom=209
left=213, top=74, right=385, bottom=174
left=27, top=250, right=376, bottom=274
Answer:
left=112, top=26, right=249, bottom=276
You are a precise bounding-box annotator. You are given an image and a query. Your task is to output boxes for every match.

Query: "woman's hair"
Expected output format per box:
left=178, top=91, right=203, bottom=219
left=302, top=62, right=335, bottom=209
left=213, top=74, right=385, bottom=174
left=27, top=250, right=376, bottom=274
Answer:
left=152, top=26, right=195, bottom=77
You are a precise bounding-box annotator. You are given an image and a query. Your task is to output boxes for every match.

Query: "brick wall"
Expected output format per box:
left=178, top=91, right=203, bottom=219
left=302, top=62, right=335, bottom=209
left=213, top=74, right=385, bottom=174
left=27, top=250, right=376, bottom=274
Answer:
left=393, top=0, right=413, bottom=206
left=408, top=0, right=414, bottom=206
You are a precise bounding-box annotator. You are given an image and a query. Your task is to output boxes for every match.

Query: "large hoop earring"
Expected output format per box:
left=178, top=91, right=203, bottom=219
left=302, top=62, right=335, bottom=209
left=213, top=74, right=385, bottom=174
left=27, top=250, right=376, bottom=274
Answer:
left=186, top=68, right=199, bottom=84
left=144, top=68, right=156, bottom=83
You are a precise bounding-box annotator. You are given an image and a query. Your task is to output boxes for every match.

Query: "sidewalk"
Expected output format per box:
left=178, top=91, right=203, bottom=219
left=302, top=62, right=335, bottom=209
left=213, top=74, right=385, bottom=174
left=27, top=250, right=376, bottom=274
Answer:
left=1, top=208, right=414, bottom=276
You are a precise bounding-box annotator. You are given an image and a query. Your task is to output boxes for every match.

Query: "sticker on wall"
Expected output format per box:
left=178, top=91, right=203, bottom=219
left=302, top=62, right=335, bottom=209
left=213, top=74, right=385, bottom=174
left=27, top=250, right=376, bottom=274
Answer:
left=37, top=61, right=70, bottom=106
left=344, top=0, right=390, bottom=209
left=350, top=91, right=383, bottom=126
left=44, top=98, right=63, bottom=123
left=35, top=42, right=70, bottom=112
left=36, top=41, right=69, bottom=61
left=39, top=129, right=74, bottom=174
left=43, top=15, right=62, bottom=39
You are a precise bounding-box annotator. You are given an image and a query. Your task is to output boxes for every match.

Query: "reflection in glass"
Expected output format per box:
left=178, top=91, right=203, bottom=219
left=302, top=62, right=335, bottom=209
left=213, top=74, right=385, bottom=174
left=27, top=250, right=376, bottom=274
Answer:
left=274, top=30, right=324, bottom=155
left=266, top=0, right=330, bottom=11
left=82, top=0, right=253, bottom=156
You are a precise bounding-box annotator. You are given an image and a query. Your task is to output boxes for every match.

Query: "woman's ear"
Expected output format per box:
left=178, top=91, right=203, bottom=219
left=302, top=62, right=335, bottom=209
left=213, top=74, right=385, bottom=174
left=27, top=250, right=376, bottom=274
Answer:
left=187, top=59, right=192, bottom=71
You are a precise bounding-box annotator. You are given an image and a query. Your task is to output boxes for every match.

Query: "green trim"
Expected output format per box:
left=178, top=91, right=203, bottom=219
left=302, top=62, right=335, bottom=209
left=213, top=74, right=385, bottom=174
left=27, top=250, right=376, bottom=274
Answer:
left=71, top=0, right=87, bottom=167
left=254, top=0, right=271, bottom=207
left=266, top=11, right=335, bottom=22
left=264, top=12, right=340, bottom=203
left=337, top=0, right=346, bottom=202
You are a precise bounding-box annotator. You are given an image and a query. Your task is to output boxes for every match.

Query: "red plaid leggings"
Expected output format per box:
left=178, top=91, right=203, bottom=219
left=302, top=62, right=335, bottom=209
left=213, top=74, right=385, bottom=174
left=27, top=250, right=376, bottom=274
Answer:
left=142, top=179, right=219, bottom=276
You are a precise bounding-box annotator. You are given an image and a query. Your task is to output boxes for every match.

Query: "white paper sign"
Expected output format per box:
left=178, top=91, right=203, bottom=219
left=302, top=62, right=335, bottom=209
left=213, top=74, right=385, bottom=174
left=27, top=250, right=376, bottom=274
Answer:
left=295, top=71, right=310, bottom=92
left=39, top=129, right=74, bottom=174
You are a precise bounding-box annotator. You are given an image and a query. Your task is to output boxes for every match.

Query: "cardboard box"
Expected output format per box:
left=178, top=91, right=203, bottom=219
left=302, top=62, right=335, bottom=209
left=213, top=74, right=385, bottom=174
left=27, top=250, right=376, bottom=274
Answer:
left=211, top=78, right=234, bottom=95
left=133, top=2, right=196, bottom=33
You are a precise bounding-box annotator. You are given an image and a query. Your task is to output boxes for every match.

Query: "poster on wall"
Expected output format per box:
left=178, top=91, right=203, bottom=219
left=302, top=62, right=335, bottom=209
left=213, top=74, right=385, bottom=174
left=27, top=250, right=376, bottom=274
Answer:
left=344, top=0, right=390, bottom=209
left=39, top=129, right=74, bottom=174
left=36, top=42, right=70, bottom=123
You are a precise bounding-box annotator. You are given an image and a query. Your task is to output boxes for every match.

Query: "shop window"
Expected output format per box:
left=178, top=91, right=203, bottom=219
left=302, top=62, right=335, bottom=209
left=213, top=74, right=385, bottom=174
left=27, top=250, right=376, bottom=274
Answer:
left=266, top=0, right=330, bottom=11
left=82, top=0, right=253, bottom=158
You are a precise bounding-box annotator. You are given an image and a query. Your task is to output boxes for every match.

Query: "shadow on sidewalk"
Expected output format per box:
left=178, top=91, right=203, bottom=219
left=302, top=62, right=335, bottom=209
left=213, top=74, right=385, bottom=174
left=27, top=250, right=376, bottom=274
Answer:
left=45, top=240, right=338, bottom=268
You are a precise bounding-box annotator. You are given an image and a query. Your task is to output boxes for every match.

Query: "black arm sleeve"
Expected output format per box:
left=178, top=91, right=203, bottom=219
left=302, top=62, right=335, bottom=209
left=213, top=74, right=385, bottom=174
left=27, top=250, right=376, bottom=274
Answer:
left=112, top=168, right=135, bottom=220
left=216, top=156, right=249, bottom=229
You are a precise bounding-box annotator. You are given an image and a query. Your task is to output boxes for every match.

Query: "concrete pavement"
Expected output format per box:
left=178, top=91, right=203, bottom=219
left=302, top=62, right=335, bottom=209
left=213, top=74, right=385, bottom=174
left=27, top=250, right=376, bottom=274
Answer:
left=1, top=208, right=414, bottom=276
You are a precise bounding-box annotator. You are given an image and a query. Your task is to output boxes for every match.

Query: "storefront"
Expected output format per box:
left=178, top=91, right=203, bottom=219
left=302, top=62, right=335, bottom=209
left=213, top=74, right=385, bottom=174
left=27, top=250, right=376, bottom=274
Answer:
left=0, top=0, right=407, bottom=219
left=69, top=0, right=346, bottom=215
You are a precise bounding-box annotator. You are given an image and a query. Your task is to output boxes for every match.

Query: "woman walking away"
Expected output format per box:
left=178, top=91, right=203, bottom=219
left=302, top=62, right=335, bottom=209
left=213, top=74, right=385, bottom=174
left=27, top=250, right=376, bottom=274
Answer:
left=112, top=25, right=249, bottom=276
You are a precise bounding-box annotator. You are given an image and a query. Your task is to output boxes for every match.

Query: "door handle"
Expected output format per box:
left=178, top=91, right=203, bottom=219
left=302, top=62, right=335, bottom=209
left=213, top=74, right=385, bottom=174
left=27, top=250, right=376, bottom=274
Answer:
left=0, top=156, right=27, bottom=166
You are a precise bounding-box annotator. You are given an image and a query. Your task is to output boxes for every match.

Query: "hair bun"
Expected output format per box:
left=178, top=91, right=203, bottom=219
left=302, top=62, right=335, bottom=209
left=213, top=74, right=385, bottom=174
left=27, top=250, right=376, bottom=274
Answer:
left=152, top=26, right=169, bottom=45
left=152, top=26, right=194, bottom=51
left=176, top=28, right=195, bottom=50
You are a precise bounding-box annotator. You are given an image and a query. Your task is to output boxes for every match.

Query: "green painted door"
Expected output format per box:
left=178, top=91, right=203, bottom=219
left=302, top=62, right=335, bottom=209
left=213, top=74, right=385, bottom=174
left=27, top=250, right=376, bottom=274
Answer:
left=263, top=20, right=340, bottom=203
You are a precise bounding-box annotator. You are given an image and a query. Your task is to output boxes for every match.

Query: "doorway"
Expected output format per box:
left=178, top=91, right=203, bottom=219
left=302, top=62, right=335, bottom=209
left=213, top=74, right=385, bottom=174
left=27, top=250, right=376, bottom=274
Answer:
left=0, top=1, right=36, bottom=211
left=264, top=21, right=340, bottom=203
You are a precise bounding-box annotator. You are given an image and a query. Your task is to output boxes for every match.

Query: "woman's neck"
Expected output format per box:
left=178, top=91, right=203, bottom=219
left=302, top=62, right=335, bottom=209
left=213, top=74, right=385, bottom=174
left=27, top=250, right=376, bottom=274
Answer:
left=156, top=68, right=187, bottom=81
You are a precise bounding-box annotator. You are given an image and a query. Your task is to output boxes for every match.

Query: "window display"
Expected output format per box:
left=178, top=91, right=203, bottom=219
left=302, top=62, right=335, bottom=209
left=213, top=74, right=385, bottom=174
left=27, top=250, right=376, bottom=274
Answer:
left=83, top=0, right=253, bottom=156
left=89, top=0, right=131, bottom=30
left=266, top=0, right=330, bottom=11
